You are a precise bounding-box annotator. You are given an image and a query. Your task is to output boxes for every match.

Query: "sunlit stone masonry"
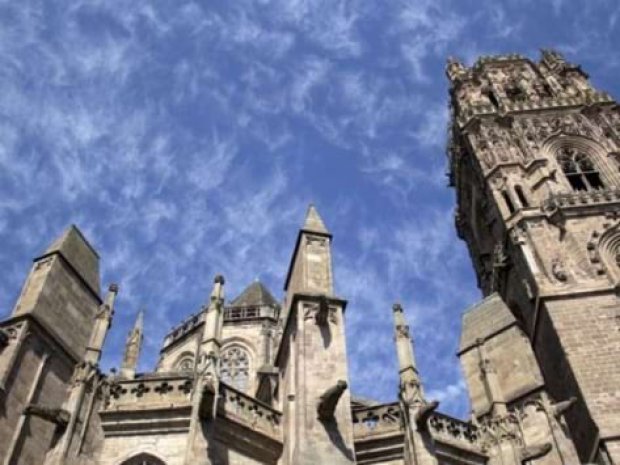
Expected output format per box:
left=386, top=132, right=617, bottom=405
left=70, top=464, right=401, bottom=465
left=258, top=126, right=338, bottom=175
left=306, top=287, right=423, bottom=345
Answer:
left=0, top=50, right=619, bottom=465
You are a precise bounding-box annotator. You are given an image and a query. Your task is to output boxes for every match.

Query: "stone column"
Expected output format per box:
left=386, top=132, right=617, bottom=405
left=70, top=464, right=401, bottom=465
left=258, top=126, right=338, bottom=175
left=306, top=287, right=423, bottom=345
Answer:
left=391, top=303, right=438, bottom=465
left=184, top=275, right=225, bottom=465
left=45, top=284, right=118, bottom=465
left=280, top=205, right=356, bottom=464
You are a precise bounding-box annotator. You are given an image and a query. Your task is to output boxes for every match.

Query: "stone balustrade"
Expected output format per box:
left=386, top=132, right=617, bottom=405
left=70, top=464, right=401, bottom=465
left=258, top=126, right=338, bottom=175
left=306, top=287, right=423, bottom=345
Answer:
left=543, top=187, right=620, bottom=211
left=427, top=411, right=482, bottom=451
left=163, top=311, right=204, bottom=347
left=102, top=374, right=194, bottom=412
left=216, top=382, right=282, bottom=440
left=457, top=91, right=613, bottom=127
left=352, top=402, right=402, bottom=439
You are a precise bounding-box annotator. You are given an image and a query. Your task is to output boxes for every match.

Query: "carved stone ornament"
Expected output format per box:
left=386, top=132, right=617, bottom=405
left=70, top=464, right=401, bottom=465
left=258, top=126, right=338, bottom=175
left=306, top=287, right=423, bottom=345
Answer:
left=395, top=324, right=410, bottom=339
left=520, top=442, right=553, bottom=462
left=71, top=361, right=97, bottom=386
left=551, top=257, right=569, bottom=282
left=478, top=413, right=522, bottom=449
left=399, top=377, right=422, bottom=405
left=414, top=400, right=439, bottom=430
left=303, top=300, right=337, bottom=326
left=550, top=396, right=577, bottom=418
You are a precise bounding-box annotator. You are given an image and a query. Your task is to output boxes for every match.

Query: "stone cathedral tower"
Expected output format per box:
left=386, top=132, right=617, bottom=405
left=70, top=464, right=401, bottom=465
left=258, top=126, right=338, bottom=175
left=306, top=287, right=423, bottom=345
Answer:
left=447, top=50, right=620, bottom=464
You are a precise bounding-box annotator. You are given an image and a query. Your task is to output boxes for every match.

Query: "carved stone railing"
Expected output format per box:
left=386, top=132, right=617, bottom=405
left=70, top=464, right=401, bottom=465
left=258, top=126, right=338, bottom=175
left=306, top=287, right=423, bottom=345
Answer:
left=543, top=187, right=620, bottom=211
left=163, top=311, right=204, bottom=347
left=102, top=374, right=194, bottom=412
left=223, top=304, right=279, bottom=322
left=352, top=402, right=403, bottom=439
left=457, top=91, right=613, bottom=127
left=216, top=383, right=282, bottom=441
left=163, top=304, right=279, bottom=348
left=427, top=412, right=483, bottom=451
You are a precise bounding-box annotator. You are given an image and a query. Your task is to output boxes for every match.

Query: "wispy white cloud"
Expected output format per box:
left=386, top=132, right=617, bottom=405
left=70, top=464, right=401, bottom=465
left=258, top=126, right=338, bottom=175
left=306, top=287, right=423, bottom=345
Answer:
left=1, top=0, right=619, bottom=420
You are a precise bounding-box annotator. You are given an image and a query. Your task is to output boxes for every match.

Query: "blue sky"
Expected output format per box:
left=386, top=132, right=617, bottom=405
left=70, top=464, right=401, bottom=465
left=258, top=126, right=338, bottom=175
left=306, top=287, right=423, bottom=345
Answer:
left=1, top=0, right=619, bottom=418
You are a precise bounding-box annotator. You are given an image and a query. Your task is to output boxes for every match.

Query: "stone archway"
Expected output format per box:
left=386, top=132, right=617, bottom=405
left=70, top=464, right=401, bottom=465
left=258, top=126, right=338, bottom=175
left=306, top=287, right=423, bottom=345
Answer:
left=120, top=453, right=166, bottom=465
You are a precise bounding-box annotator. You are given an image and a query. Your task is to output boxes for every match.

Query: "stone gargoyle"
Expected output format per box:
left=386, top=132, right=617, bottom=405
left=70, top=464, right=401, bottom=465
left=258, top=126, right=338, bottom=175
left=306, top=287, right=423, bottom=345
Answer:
left=317, top=380, right=347, bottom=421
left=23, top=404, right=70, bottom=429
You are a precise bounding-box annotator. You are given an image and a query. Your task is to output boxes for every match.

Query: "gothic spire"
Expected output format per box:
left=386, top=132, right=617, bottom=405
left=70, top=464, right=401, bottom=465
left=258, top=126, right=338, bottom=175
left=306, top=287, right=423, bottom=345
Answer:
left=120, top=309, right=144, bottom=379
left=392, top=303, right=424, bottom=405
left=84, top=284, right=118, bottom=365
left=284, top=204, right=334, bottom=298
left=302, top=204, right=330, bottom=235
left=199, top=275, right=226, bottom=373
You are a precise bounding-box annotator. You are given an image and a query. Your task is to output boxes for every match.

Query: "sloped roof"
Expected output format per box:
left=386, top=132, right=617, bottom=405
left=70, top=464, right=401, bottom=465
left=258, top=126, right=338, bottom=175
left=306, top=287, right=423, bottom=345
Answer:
left=459, top=293, right=517, bottom=354
left=42, top=224, right=101, bottom=295
left=230, top=281, right=279, bottom=308
left=302, top=204, right=330, bottom=235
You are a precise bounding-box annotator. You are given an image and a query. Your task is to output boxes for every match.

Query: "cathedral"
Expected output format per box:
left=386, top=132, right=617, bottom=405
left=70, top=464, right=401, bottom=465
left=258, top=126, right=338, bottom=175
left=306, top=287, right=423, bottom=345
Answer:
left=1, top=50, right=619, bottom=465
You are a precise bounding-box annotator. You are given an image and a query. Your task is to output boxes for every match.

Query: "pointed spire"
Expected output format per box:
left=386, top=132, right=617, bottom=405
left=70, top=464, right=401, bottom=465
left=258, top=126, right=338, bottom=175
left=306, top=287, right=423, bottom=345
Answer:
left=84, top=283, right=118, bottom=365
left=121, top=309, right=144, bottom=378
left=230, top=281, right=278, bottom=308
left=302, top=204, right=330, bottom=235
left=284, top=204, right=334, bottom=295
left=392, top=303, right=424, bottom=405
left=40, top=224, right=101, bottom=295
left=199, top=274, right=226, bottom=370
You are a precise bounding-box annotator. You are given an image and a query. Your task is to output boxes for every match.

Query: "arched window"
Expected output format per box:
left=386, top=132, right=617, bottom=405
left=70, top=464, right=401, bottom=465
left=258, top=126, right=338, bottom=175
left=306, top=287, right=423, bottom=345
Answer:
left=515, top=185, right=529, bottom=208
left=502, top=191, right=516, bottom=214
left=220, top=346, right=250, bottom=392
left=557, top=147, right=604, bottom=191
left=176, top=356, right=194, bottom=372
left=120, top=453, right=166, bottom=465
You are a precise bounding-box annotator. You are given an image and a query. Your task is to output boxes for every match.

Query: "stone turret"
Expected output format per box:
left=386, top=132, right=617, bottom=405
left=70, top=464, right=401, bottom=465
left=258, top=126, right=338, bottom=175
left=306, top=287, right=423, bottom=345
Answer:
left=392, top=303, right=438, bottom=465
left=184, top=275, right=226, bottom=465
left=0, top=225, right=103, bottom=465
left=278, top=205, right=355, bottom=465
left=393, top=303, right=424, bottom=405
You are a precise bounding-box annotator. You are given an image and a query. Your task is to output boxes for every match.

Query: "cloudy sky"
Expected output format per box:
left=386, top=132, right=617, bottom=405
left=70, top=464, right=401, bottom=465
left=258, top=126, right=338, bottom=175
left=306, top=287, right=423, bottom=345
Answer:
left=1, top=0, right=619, bottom=418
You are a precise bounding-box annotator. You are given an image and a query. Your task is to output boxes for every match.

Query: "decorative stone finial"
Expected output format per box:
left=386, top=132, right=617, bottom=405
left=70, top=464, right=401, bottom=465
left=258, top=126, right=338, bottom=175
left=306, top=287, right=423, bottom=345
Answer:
left=214, top=275, right=225, bottom=285
left=104, top=283, right=119, bottom=310
left=393, top=303, right=403, bottom=313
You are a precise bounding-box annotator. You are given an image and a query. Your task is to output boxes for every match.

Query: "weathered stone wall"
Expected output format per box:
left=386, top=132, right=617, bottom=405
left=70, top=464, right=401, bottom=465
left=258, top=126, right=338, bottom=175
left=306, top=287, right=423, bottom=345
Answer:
left=12, top=248, right=100, bottom=360
left=0, top=324, right=74, bottom=465
left=537, top=293, right=620, bottom=462
left=97, top=432, right=189, bottom=465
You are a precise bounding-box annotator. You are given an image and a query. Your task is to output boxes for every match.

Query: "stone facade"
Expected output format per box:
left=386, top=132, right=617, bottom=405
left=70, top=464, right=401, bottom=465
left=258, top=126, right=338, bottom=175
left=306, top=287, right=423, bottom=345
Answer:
left=447, top=50, right=620, bottom=464
left=0, top=51, right=617, bottom=465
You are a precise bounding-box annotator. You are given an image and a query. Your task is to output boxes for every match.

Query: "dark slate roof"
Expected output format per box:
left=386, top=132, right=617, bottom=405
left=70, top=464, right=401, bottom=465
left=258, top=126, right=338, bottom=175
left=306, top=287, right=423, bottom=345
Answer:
left=459, top=293, right=517, bottom=354
left=230, top=281, right=279, bottom=308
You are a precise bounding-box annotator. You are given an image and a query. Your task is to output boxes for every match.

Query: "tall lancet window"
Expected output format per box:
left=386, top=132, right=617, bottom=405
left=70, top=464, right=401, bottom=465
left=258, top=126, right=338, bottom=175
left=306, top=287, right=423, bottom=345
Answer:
left=557, top=147, right=604, bottom=191
left=220, top=346, right=250, bottom=392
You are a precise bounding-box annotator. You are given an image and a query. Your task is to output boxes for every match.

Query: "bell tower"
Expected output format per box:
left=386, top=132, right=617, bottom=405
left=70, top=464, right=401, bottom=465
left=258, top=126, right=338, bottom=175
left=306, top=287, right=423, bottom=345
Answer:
left=448, top=51, right=620, bottom=464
